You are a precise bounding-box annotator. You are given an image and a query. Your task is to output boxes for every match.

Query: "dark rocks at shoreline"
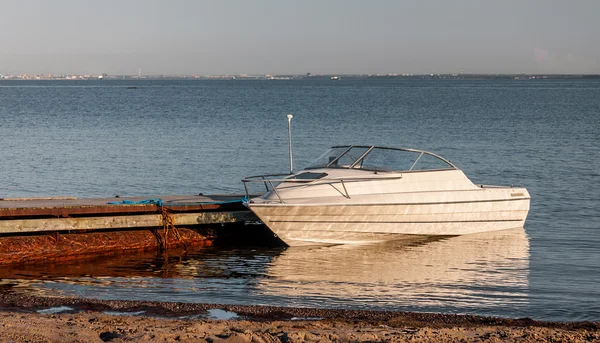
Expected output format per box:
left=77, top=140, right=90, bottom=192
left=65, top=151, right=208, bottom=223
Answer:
left=0, top=292, right=598, bottom=331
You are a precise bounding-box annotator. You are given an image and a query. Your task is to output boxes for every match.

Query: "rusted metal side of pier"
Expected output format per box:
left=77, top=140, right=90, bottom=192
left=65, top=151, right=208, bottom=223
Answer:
left=0, top=194, right=260, bottom=264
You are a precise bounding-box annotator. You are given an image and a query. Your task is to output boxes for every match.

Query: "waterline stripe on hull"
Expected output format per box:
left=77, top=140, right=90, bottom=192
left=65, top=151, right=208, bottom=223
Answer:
left=252, top=197, right=530, bottom=207
left=269, top=219, right=524, bottom=224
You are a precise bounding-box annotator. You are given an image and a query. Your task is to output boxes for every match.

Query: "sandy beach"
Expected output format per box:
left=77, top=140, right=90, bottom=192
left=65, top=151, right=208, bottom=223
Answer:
left=0, top=294, right=598, bottom=342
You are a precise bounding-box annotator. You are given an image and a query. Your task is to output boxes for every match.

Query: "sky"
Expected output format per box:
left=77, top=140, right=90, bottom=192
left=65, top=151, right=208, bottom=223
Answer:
left=0, top=0, right=598, bottom=75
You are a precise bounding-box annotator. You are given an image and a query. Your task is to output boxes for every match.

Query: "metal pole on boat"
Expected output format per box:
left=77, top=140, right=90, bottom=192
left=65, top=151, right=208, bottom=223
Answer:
left=287, top=114, right=294, bottom=174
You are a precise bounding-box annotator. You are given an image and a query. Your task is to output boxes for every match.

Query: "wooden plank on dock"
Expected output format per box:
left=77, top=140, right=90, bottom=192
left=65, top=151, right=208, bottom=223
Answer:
left=0, top=196, right=79, bottom=201
left=0, top=215, right=162, bottom=234
left=0, top=211, right=257, bottom=234
left=0, top=194, right=252, bottom=219
left=174, top=211, right=256, bottom=225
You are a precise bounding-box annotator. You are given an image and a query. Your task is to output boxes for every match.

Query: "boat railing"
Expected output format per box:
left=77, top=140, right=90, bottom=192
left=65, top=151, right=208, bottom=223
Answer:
left=241, top=173, right=403, bottom=203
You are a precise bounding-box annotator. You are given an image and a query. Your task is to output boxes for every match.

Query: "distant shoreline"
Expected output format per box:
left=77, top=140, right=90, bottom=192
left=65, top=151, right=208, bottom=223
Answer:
left=1, top=74, right=599, bottom=81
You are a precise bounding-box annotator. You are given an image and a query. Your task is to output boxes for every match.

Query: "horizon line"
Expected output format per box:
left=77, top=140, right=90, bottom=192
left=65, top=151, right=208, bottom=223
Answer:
left=2, top=72, right=600, bottom=77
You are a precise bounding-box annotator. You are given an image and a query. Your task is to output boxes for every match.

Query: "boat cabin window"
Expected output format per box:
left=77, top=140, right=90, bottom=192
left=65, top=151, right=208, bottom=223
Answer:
left=357, top=148, right=421, bottom=171
left=358, top=148, right=454, bottom=172
left=306, top=146, right=455, bottom=172
left=305, top=147, right=349, bottom=169
left=306, top=146, right=370, bottom=169
left=328, top=146, right=370, bottom=168
left=354, top=148, right=452, bottom=171
left=410, top=153, right=455, bottom=171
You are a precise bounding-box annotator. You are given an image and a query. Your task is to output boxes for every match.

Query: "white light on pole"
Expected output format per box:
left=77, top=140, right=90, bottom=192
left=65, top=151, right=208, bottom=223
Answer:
left=287, top=114, right=293, bottom=174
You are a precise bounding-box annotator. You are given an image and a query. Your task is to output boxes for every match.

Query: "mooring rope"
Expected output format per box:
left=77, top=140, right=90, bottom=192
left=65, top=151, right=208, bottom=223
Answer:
left=107, top=196, right=246, bottom=252
left=160, top=205, right=187, bottom=253
left=107, top=198, right=192, bottom=252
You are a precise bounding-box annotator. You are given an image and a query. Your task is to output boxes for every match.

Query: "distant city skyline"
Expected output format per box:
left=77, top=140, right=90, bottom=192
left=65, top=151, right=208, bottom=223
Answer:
left=1, top=0, right=599, bottom=75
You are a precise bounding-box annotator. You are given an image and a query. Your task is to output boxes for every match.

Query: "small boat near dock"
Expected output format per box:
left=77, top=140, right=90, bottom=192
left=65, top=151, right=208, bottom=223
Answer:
left=243, top=145, right=530, bottom=246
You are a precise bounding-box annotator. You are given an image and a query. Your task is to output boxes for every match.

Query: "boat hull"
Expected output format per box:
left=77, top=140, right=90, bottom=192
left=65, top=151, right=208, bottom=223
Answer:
left=249, top=190, right=530, bottom=246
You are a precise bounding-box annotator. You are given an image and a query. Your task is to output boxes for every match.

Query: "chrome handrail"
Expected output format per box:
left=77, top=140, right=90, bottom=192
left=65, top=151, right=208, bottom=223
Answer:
left=241, top=174, right=403, bottom=203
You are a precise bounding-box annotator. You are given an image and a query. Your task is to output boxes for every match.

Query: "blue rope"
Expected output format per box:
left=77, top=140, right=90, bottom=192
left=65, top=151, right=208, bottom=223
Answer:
left=108, top=198, right=163, bottom=206
left=108, top=197, right=245, bottom=206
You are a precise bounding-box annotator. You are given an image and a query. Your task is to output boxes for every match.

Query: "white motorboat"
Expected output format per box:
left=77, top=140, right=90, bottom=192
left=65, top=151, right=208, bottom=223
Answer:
left=242, top=145, right=530, bottom=246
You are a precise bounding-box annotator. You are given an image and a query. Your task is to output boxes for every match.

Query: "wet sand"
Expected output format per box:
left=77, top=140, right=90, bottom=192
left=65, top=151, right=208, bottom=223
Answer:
left=0, top=294, right=598, bottom=342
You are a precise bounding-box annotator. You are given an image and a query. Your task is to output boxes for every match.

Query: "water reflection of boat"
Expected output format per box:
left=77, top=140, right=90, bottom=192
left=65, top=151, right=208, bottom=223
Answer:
left=0, top=229, right=529, bottom=313
left=256, top=228, right=529, bottom=310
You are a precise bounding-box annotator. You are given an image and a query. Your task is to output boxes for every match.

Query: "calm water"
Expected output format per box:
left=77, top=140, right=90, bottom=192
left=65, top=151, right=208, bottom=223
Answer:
left=0, top=79, right=598, bottom=321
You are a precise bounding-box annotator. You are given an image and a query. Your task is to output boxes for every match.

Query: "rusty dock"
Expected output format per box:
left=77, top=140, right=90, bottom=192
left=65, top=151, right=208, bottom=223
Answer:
left=0, top=194, right=262, bottom=264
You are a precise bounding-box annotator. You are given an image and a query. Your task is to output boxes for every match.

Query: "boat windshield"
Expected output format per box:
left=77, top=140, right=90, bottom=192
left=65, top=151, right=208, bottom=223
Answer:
left=305, top=146, right=456, bottom=172
left=305, top=146, right=369, bottom=169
